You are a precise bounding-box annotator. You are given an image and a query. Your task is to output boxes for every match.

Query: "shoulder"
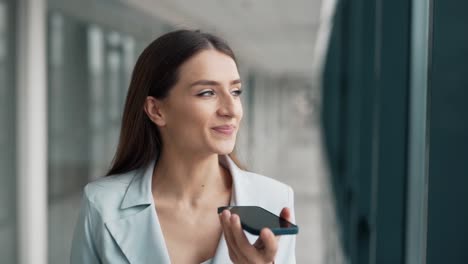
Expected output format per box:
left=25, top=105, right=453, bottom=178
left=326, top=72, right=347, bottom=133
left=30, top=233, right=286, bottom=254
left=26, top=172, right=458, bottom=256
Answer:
left=242, top=170, right=293, bottom=195
left=238, top=170, right=294, bottom=214
left=82, top=170, right=139, bottom=216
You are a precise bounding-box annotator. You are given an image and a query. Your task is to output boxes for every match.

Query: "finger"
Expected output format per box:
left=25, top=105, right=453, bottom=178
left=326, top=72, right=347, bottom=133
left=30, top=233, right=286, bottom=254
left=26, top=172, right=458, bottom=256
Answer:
left=259, top=228, right=278, bottom=262
left=253, top=236, right=264, bottom=249
left=280, top=207, right=291, bottom=222
left=230, top=214, right=256, bottom=259
left=219, top=210, right=237, bottom=262
left=275, top=207, right=292, bottom=243
left=220, top=210, right=240, bottom=262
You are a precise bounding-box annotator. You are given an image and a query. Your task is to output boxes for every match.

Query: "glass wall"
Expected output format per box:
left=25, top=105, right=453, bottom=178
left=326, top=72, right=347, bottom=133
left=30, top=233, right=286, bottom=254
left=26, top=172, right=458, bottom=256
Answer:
left=426, top=1, right=468, bottom=262
left=47, top=11, right=142, bottom=263
left=0, top=0, right=16, bottom=263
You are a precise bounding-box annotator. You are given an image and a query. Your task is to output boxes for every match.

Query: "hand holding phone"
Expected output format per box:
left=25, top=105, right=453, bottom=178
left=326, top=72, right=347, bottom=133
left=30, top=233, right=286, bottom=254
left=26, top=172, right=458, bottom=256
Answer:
left=218, top=206, right=297, bottom=263
left=217, top=205, right=299, bottom=236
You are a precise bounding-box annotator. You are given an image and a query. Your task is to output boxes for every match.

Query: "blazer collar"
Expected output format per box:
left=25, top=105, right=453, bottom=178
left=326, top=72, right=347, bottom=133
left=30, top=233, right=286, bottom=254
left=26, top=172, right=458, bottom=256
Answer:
left=119, top=159, right=155, bottom=209
left=106, top=154, right=255, bottom=264
left=119, top=154, right=252, bottom=209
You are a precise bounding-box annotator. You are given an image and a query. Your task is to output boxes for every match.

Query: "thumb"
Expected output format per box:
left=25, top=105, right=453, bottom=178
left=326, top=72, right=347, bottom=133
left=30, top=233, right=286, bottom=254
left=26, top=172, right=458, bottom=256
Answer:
left=259, top=228, right=278, bottom=262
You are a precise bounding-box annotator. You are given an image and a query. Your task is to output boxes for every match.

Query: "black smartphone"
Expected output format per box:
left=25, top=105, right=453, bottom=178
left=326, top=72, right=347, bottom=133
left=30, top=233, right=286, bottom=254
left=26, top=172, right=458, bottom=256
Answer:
left=217, top=206, right=299, bottom=236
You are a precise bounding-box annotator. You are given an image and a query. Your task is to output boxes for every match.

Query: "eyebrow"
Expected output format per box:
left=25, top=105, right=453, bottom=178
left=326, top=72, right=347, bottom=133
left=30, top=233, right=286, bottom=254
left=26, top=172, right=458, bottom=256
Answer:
left=189, top=79, right=242, bottom=88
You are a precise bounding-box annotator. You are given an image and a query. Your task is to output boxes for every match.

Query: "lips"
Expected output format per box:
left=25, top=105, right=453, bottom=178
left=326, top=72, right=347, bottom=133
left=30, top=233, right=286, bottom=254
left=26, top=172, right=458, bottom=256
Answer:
left=212, top=125, right=235, bottom=135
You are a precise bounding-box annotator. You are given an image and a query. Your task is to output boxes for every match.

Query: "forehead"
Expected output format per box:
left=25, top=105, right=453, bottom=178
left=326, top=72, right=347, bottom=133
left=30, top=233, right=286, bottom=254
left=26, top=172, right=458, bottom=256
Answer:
left=177, top=49, right=239, bottom=83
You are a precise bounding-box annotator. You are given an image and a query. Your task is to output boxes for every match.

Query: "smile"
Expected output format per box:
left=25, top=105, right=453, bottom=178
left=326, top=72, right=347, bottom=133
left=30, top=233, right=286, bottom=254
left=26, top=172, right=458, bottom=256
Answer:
left=211, top=127, right=235, bottom=136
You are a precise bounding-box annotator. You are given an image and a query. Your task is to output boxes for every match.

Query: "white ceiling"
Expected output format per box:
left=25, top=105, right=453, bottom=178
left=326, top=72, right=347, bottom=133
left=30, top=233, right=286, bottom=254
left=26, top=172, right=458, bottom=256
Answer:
left=123, top=0, right=324, bottom=78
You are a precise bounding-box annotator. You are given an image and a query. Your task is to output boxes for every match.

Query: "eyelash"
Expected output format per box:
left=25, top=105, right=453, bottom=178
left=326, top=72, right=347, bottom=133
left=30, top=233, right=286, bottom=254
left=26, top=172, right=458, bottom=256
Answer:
left=197, top=89, right=243, bottom=97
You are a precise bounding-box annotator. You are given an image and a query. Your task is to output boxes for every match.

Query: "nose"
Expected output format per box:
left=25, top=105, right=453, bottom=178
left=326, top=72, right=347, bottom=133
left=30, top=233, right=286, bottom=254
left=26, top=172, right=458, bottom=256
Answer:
left=217, top=93, right=242, bottom=118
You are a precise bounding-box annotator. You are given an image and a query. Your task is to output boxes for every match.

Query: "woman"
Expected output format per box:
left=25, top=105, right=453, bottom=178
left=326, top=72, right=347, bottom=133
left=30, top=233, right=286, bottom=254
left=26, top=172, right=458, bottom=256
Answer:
left=71, top=30, right=296, bottom=264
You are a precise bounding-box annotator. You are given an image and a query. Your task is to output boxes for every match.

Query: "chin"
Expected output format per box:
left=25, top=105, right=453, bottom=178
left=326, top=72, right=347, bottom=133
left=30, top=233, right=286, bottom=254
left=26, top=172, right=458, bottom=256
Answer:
left=210, top=142, right=236, bottom=155
left=214, top=146, right=235, bottom=155
left=204, top=133, right=237, bottom=154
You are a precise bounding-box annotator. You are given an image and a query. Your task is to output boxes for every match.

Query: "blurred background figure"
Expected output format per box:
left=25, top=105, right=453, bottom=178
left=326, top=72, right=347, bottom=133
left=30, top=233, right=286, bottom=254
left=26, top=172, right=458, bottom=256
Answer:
left=1, top=0, right=467, bottom=264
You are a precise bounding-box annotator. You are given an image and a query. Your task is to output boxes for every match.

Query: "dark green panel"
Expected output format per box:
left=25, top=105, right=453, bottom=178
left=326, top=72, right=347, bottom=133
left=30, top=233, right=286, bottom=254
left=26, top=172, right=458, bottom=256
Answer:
left=322, top=1, right=412, bottom=263
left=341, top=0, right=365, bottom=262
left=322, top=4, right=345, bottom=179
left=372, top=0, right=411, bottom=263
left=321, top=2, right=350, bottom=255
left=426, top=0, right=468, bottom=263
left=352, top=0, right=378, bottom=263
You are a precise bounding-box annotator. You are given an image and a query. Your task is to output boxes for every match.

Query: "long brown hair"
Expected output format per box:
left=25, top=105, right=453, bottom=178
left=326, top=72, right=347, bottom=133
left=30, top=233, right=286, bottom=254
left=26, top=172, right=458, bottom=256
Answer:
left=106, top=30, right=245, bottom=176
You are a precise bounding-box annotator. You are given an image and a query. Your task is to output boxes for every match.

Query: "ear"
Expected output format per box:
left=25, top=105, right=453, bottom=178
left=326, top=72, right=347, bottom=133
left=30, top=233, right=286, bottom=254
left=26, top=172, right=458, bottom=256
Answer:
left=143, top=96, right=166, bottom=127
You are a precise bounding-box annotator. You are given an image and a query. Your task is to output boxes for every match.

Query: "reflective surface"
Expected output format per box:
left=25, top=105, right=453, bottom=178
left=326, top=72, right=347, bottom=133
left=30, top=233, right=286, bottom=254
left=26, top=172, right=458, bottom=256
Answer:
left=0, top=0, right=17, bottom=263
left=47, top=12, right=142, bottom=263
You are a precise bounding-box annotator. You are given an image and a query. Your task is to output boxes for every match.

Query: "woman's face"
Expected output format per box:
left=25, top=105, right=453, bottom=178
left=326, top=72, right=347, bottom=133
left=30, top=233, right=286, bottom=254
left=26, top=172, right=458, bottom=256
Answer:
left=156, top=49, right=243, bottom=156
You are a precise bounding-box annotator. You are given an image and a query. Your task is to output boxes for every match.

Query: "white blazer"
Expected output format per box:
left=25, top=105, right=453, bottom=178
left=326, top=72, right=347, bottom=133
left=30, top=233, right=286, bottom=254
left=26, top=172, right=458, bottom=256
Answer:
left=71, top=155, right=297, bottom=263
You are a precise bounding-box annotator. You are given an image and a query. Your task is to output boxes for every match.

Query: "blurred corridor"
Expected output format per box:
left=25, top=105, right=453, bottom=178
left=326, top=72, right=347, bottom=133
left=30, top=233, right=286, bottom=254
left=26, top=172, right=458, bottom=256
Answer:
left=1, top=0, right=468, bottom=264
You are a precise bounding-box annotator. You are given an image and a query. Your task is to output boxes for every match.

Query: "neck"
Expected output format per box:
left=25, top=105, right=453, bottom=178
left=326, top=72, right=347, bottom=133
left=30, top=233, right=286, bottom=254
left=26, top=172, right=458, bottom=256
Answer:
left=152, top=149, right=231, bottom=209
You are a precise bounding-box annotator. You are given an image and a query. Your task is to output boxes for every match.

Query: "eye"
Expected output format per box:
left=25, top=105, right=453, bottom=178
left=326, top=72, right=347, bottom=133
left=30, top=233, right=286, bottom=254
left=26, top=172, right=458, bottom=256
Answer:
left=232, top=89, right=243, bottom=96
left=197, top=90, right=215, bottom=97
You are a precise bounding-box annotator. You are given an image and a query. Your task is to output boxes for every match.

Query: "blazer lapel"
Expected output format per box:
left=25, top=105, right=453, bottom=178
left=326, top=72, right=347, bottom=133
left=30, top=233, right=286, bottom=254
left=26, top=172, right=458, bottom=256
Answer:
left=219, top=154, right=259, bottom=207
left=104, top=160, right=171, bottom=264
left=104, top=155, right=258, bottom=264
left=212, top=155, right=260, bottom=264
left=105, top=205, right=170, bottom=263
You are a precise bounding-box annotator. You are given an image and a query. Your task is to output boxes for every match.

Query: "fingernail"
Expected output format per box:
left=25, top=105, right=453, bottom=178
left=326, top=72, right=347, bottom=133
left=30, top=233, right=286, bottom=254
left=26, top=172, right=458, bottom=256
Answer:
left=223, top=210, right=230, bottom=221
left=231, top=214, right=238, bottom=225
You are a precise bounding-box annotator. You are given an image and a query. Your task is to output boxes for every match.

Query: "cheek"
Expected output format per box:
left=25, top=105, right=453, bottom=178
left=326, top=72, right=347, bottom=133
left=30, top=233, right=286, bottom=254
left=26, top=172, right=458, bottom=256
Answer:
left=168, top=101, right=212, bottom=132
